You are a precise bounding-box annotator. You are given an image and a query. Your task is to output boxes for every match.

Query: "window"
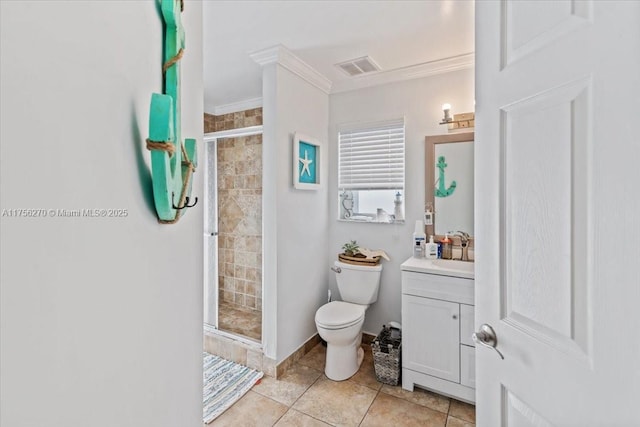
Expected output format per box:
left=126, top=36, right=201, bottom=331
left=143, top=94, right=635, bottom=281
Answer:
left=338, top=119, right=405, bottom=222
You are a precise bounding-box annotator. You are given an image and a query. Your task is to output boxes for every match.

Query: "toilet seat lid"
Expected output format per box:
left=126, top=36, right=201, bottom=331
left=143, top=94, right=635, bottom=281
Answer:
left=316, top=301, right=365, bottom=328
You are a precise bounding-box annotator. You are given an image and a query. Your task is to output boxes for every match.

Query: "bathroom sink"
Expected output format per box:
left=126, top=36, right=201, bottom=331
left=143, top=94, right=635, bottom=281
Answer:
left=400, top=257, right=475, bottom=279
left=431, top=259, right=475, bottom=273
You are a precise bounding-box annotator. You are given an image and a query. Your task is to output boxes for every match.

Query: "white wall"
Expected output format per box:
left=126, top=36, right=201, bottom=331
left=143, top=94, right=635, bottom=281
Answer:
left=262, top=64, right=330, bottom=363
left=0, top=2, right=203, bottom=427
left=328, top=69, right=474, bottom=334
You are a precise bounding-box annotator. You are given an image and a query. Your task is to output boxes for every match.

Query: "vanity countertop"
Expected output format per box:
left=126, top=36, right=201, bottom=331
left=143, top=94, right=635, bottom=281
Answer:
left=401, top=257, right=474, bottom=279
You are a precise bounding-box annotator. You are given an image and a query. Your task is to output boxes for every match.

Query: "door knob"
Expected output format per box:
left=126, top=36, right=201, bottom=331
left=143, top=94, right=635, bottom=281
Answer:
left=472, top=324, right=504, bottom=360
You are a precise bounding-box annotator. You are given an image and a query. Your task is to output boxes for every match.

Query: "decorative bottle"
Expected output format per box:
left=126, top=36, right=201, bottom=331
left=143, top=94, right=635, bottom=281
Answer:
left=394, top=192, right=404, bottom=221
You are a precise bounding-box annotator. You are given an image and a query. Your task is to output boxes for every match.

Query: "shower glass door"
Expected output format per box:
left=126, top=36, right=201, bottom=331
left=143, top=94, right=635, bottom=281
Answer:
left=204, top=126, right=263, bottom=344
left=204, top=138, right=218, bottom=329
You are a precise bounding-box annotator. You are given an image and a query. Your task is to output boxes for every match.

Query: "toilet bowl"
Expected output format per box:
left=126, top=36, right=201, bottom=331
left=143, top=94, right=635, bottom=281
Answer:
left=315, top=301, right=366, bottom=380
left=315, top=261, right=382, bottom=381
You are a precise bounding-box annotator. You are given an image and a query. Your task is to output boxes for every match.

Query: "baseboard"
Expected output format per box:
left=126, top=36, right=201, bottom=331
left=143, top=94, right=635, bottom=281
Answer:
left=276, top=333, right=322, bottom=378
left=275, top=332, right=377, bottom=378
left=362, top=332, right=377, bottom=345
left=203, top=329, right=277, bottom=377
left=204, top=330, right=374, bottom=379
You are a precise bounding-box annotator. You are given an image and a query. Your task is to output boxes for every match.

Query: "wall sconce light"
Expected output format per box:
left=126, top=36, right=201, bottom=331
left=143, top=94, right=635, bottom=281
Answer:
left=440, top=103, right=453, bottom=124
left=439, top=102, right=475, bottom=131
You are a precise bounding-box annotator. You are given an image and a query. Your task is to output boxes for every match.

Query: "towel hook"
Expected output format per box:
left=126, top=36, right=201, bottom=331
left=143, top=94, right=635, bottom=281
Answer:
left=172, top=192, right=198, bottom=210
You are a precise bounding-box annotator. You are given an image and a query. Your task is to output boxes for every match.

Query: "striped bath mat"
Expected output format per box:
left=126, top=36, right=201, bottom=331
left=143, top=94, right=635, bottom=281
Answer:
left=203, top=352, right=263, bottom=424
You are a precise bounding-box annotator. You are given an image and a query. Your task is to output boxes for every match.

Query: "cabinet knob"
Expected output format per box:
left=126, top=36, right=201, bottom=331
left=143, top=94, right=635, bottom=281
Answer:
left=452, top=314, right=458, bottom=319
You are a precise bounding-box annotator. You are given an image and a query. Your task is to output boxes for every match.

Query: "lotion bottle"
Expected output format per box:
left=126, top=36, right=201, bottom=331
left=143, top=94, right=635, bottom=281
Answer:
left=413, top=220, right=426, bottom=258
left=426, top=235, right=438, bottom=260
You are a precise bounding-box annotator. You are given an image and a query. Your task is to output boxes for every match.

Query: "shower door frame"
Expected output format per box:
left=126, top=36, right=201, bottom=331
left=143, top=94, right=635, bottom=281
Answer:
left=203, top=125, right=264, bottom=348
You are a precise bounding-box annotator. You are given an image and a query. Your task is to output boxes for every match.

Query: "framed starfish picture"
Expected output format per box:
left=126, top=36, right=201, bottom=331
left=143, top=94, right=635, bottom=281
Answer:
left=293, top=132, right=321, bottom=190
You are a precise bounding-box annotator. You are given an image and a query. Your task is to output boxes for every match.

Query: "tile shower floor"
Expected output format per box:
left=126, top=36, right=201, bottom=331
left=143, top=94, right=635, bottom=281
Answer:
left=218, top=300, right=262, bottom=342
left=209, top=342, right=475, bottom=427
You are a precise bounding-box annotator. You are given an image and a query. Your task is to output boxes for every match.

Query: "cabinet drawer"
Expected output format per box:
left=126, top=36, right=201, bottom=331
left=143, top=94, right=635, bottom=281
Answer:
left=460, top=345, right=475, bottom=389
left=460, top=304, right=475, bottom=347
left=402, top=271, right=474, bottom=304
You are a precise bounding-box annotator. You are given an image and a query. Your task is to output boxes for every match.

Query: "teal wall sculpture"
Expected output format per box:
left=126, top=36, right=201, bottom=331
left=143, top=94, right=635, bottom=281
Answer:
left=146, top=0, right=197, bottom=223
left=435, top=155, right=456, bottom=198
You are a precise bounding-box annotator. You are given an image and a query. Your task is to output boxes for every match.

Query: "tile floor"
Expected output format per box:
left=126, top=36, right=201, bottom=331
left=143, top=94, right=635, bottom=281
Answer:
left=218, top=300, right=262, bottom=342
left=209, top=342, right=475, bottom=427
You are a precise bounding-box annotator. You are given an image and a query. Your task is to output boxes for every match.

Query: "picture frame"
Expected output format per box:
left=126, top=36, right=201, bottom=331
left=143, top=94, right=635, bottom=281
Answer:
left=293, top=132, right=321, bottom=190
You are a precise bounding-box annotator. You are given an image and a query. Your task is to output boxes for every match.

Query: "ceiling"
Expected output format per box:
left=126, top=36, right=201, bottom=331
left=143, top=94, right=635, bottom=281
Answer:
left=202, top=1, right=474, bottom=114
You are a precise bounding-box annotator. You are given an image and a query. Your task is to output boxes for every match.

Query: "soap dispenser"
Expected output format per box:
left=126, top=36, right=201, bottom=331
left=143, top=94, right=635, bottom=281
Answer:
left=426, top=235, right=438, bottom=260
left=441, top=233, right=452, bottom=260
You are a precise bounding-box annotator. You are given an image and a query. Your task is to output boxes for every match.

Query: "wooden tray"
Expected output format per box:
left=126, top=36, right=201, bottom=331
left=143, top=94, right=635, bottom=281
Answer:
left=338, top=253, right=381, bottom=266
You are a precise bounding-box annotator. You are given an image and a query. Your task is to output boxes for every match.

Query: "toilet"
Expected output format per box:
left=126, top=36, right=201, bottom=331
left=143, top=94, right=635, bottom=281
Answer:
left=315, top=260, right=382, bottom=381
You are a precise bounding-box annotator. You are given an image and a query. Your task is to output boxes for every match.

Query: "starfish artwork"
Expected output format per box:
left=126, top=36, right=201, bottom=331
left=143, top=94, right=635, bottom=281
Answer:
left=294, top=135, right=319, bottom=189
left=299, top=149, right=313, bottom=177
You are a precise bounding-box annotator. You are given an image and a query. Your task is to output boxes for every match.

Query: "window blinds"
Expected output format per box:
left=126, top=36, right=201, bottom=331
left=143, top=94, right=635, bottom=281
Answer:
left=338, top=120, right=405, bottom=190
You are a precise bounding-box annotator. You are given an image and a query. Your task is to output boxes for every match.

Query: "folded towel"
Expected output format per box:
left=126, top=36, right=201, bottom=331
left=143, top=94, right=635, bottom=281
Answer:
left=358, top=248, right=390, bottom=261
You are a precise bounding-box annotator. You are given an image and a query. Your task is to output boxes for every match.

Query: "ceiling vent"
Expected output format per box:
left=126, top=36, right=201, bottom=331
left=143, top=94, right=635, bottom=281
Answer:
left=336, top=56, right=381, bottom=77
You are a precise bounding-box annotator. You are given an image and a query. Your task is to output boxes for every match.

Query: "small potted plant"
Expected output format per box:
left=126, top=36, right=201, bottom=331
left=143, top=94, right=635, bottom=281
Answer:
left=342, top=240, right=360, bottom=257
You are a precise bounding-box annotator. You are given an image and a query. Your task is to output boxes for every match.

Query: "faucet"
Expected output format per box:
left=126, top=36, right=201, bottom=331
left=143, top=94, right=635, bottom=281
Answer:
left=453, top=231, right=471, bottom=261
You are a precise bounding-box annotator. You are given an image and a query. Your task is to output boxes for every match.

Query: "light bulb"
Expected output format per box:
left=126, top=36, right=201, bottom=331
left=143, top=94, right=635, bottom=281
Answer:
left=442, top=103, right=452, bottom=122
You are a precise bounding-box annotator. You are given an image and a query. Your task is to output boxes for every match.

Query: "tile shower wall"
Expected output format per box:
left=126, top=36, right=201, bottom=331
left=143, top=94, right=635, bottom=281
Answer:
left=204, top=108, right=262, bottom=133
left=205, top=109, right=263, bottom=314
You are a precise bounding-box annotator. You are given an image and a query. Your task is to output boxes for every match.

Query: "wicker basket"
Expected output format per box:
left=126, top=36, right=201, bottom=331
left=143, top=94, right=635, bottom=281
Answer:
left=371, top=325, right=401, bottom=386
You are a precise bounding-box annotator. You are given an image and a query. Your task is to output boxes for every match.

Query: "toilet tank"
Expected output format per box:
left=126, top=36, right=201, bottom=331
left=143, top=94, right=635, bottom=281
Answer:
left=334, top=260, right=382, bottom=305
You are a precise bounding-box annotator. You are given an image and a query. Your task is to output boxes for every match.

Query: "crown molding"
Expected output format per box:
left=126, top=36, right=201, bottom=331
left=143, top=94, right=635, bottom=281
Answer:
left=331, top=52, right=475, bottom=94
left=250, top=44, right=332, bottom=94
left=206, top=97, right=263, bottom=116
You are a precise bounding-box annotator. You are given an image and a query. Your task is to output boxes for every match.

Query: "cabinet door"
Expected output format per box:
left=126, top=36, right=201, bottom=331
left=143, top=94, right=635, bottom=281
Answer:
left=460, top=344, right=476, bottom=389
left=402, top=295, right=460, bottom=383
left=460, top=304, right=475, bottom=347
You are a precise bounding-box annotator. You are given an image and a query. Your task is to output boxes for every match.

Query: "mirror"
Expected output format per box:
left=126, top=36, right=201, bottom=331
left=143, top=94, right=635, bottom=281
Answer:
left=425, top=132, right=474, bottom=237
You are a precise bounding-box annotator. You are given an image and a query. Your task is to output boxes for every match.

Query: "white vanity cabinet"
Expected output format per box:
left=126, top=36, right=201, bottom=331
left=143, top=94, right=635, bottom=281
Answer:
left=401, top=257, right=475, bottom=404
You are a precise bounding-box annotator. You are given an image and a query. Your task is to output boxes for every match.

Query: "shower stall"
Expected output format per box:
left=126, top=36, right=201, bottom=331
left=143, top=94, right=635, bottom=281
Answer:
left=204, top=115, right=263, bottom=344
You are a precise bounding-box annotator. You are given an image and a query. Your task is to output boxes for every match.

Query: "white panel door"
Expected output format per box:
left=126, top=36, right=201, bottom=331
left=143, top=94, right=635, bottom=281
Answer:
left=402, top=295, right=460, bottom=383
left=476, top=1, right=640, bottom=426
